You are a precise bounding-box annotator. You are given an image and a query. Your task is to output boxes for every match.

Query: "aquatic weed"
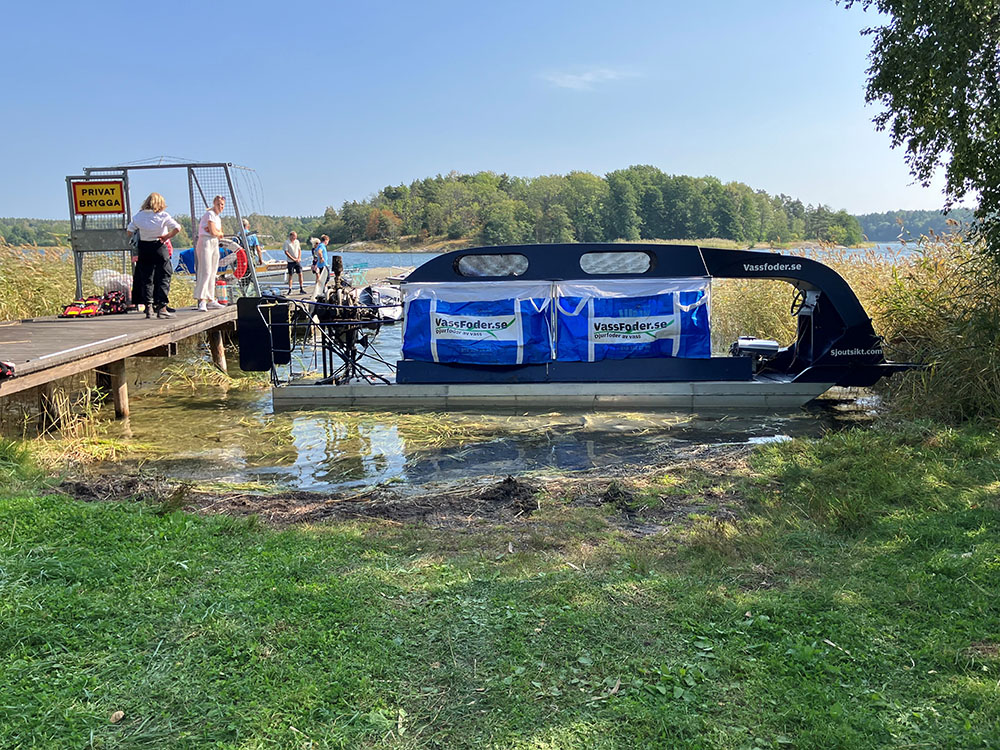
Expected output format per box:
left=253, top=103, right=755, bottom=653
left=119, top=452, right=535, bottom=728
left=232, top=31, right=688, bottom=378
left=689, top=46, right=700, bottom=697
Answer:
left=157, top=359, right=270, bottom=392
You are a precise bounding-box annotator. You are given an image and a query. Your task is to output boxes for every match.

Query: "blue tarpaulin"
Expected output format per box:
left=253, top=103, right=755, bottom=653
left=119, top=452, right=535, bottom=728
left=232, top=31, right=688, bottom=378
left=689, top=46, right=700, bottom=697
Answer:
left=555, top=280, right=710, bottom=361
left=402, top=281, right=552, bottom=365
left=401, top=278, right=711, bottom=366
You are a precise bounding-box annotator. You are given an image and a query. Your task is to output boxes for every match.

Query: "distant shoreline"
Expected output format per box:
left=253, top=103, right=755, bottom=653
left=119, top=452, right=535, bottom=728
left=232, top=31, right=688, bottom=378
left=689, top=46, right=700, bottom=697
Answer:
left=4, top=237, right=897, bottom=255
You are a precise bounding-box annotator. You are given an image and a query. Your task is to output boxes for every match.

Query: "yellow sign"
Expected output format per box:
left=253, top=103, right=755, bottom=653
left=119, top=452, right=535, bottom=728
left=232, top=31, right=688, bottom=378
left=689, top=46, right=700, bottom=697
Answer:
left=73, top=181, right=125, bottom=215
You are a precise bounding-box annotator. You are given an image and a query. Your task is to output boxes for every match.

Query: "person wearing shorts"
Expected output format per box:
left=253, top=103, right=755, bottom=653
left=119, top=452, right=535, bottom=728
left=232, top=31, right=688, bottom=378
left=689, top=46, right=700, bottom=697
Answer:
left=283, top=230, right=304, bottom=294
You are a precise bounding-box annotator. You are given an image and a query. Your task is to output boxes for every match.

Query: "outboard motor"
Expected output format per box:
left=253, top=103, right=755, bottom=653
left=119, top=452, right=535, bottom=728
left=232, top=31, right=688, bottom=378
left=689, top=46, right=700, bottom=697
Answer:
left=730, top=336, right=781, bottom=373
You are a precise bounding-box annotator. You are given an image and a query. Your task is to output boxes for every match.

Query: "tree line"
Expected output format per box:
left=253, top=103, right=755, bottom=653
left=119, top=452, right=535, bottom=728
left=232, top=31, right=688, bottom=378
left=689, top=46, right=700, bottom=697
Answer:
left=14, top=166, right=969, bottom=249
left=0, top=218, right=68, bottom=247
left=0, top=215, right=317, bottom=250
left=311, top=166, right=865, bottom=247
left=854, top=207, right=975, bottom=242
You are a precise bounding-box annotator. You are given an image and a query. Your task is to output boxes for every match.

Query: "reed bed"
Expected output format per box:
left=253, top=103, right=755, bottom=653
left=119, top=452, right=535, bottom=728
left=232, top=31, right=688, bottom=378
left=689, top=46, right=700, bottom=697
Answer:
left=865, top=235, right=1000, bottom=421
left=0, top=247, right=78, bottom=319
left=0, top=245, right=198, bottom=320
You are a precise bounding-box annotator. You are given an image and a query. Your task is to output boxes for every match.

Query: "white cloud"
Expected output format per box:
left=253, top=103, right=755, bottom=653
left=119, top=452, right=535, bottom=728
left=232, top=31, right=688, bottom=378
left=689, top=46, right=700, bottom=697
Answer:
left=540, top=67, right=637, bottom=91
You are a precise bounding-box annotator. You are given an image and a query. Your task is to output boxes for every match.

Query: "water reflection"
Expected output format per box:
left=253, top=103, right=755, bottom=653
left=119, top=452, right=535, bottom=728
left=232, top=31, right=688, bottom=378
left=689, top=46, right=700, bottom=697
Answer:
left=112, top=388, right=868, bottom=493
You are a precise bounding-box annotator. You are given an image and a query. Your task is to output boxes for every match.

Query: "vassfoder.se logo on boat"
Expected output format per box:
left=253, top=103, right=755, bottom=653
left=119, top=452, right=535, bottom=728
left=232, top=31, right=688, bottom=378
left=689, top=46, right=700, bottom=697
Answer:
left=590, top=318, right=676, bottom=342
left=742, top=262, right=803, bottom=272
left=434, top=317, right=516, bottom=340
left=592, top=319, right=675, bottom=339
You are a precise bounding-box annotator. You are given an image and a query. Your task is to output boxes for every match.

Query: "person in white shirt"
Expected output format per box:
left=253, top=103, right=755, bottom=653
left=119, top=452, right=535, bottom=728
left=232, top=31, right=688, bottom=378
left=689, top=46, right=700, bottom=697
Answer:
left=283, top=230, right=305, bottom=294
left=194, top=195, right=226, bottom=311
left=126, top=192, right=181, bottom=319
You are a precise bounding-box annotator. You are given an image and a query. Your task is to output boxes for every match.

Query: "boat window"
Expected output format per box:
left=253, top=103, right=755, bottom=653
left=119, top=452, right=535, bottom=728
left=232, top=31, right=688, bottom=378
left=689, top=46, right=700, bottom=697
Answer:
left=456, top=253, right=529, bottom=277
left=579, top=251, right=652, bottom=275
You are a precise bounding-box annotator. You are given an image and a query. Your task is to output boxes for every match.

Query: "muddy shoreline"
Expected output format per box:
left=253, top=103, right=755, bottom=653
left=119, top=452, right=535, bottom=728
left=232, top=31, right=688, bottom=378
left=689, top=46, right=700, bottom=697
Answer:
left=58, top=443, right=750, bottom=534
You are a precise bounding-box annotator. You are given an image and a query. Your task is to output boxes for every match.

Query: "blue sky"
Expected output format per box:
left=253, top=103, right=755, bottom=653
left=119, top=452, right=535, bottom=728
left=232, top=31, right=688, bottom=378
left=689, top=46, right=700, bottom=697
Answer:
left=0, top=0, right=955, bottom=219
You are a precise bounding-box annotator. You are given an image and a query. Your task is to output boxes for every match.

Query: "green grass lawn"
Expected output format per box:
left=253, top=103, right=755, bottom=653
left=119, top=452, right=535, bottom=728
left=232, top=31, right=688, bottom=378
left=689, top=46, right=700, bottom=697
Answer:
left=1, top=425, right=998, bottom=749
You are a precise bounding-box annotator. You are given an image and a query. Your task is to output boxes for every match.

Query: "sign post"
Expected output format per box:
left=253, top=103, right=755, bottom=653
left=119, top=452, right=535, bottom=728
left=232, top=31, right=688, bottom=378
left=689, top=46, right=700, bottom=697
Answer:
left=66, top=172, right=131, bottom=299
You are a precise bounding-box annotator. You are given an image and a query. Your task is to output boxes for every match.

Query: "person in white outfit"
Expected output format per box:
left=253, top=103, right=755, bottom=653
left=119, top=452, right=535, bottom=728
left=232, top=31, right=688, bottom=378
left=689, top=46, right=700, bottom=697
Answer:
left=194, top=195, right=226, bottom=311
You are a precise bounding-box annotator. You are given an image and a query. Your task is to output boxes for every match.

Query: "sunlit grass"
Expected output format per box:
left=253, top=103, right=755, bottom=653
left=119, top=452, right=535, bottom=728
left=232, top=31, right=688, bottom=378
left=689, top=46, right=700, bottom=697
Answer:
left=1, top=423, right=999, bottom=748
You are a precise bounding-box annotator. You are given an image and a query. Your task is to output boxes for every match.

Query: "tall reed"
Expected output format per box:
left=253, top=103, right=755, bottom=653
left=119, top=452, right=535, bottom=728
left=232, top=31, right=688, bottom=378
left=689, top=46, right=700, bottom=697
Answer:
left=0, top=247, right=78, bottom=319
left=0, top=245, right=196, bottom=320
left=866, top=233, right=1000, bottom=422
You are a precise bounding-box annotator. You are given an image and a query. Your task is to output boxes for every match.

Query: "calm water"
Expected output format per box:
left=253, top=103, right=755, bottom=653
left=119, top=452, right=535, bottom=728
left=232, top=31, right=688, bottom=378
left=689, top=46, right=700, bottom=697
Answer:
left=105, top=247, right=876, bottom=492
left=95, top=356, right=868, bottom=494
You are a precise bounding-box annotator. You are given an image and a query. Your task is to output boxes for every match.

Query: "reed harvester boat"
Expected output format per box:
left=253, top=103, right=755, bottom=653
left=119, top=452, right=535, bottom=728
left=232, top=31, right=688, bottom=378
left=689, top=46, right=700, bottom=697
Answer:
left=237, top=243, right=916, bottom=410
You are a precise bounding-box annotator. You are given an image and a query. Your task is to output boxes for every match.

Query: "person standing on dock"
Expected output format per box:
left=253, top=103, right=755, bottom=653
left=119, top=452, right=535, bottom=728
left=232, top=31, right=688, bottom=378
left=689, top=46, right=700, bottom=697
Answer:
left=310, top=235, right=330, bottom=299
left=126, top=192, right=181, bottom=319
left=242, top=218, right=263, bottom=265
left=283, top=231, right=304, bottom=294
left=195, top=195, right=226, bottom=312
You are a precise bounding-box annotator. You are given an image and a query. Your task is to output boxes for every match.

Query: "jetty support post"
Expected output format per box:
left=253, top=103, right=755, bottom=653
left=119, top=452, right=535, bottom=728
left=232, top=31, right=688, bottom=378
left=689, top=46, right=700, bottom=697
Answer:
left=209, top=326, right=228, bottom=375
left=98, top=359, right=129, bottom=419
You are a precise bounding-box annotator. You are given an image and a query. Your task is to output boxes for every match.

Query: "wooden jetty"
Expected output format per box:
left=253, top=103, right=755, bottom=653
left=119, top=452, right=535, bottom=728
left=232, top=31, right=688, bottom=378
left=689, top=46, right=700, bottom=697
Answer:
left=0, top=306, right=237, bottom=423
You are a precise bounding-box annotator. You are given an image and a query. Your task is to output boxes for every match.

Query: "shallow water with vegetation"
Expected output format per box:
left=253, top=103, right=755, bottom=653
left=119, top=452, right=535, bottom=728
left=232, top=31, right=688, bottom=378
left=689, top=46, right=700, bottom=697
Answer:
left=94, top=372, right=866, bottom=493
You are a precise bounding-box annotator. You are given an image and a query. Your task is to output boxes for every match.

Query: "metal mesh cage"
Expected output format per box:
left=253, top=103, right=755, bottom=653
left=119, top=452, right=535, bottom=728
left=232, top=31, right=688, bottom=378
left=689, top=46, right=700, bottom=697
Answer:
left=70, top=212, right=126, bottom=232
left=189, top=167, right=237, bottom=235
left=188, top=165, right=260, bottom=299
left=67, top=174, right=131, bottom=297
left=67, top=163, right=261, bottom=299
left=77, top=251, right=133, bottom=299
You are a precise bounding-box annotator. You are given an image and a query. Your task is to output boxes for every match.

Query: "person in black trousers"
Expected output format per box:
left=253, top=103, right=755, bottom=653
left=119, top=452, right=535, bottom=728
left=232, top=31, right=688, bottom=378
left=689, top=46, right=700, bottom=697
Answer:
left=126, top=192, right=181, bottom=318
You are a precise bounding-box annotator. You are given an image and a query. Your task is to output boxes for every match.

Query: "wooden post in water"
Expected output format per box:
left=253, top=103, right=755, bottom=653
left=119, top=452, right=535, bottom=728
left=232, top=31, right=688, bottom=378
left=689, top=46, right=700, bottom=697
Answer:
left=108, top=359, right=129, bottom=419
left=209, top=327, right=228, bottom=374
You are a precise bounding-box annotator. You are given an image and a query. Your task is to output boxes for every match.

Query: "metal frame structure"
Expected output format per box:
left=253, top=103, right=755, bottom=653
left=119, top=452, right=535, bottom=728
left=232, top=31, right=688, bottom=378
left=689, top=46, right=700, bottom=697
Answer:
left=66, top=162, right=261, bottom=299
left=236, top=295, right=399, bottom=387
